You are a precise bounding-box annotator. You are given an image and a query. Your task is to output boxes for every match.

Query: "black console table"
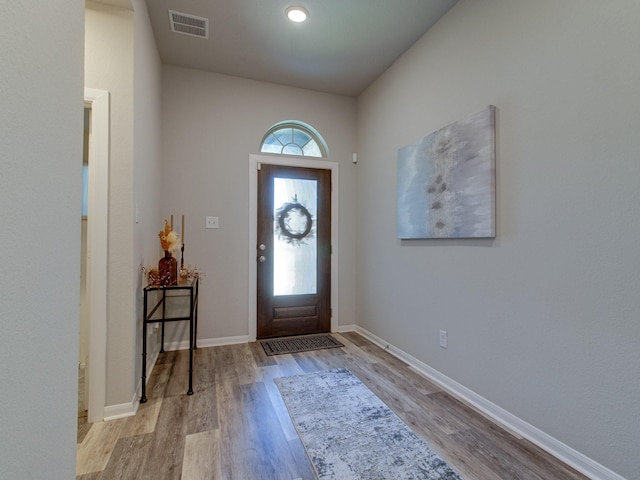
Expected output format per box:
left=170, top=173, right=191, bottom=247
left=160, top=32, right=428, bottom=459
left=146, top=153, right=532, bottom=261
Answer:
left=141, top=277, right=199, bottom=403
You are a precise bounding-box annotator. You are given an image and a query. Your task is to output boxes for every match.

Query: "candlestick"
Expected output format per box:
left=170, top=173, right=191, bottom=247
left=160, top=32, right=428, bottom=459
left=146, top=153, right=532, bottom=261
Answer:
left=181, top=215, right=185, bottom=270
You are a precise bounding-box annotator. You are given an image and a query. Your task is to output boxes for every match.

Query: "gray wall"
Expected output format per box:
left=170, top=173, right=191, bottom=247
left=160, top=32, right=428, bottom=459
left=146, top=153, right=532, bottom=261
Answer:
left=160, top=66, right=358, bottom=343
left=85, top=0, right=136, bottom=407
left=356, top=1, right=640, bottom=478
left=133, top=0, right=164, bottom=406
left=85, top=0, right=162, bottom=409
left=0, top=0, right=84, bottom=477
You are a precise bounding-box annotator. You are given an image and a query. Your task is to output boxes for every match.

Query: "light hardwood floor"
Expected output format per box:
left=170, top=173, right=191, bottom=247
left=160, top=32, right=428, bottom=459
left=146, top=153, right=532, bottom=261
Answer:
left=77, top=332, right=589, bottom=480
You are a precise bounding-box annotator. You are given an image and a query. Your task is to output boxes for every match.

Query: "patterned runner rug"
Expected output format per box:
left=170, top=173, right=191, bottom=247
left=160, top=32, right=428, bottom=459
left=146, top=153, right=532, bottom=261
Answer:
left=275, top=368, right=462, bottom=480
left=260, top=334, right=344, bottom=356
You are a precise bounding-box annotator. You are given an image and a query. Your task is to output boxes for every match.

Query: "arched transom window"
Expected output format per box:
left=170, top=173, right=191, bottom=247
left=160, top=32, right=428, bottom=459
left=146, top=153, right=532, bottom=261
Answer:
left=260, top=121, right=328, bottom=158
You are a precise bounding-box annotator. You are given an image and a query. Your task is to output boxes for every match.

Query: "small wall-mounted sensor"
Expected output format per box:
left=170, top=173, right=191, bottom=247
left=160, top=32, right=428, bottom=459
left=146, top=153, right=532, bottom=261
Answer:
left=352, top=153, right=358, bottom=164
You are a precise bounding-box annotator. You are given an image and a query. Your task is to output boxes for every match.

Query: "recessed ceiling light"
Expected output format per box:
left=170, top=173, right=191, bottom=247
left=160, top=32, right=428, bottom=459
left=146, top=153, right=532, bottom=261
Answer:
left=286, top=6, right=308, bottom=23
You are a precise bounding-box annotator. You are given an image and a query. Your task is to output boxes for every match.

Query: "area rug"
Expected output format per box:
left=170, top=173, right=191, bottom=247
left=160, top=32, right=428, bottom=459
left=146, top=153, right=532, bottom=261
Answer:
left=260, top=334, right=344, bottom=356
left=274, top=368, right=462, bottom=480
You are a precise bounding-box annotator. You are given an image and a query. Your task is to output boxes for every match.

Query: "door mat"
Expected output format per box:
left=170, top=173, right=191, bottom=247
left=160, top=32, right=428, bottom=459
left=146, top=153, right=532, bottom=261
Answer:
left=260, top=334, right=344, bottom=356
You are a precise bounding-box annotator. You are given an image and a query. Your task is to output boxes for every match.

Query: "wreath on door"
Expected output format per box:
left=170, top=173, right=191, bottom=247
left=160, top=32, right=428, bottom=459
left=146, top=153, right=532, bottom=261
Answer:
left=275, top=195, right=314, bottom=246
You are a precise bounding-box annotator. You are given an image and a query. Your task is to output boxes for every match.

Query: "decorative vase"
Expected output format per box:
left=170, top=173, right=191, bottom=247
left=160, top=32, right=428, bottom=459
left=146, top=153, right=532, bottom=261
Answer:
left=158, top=250, right=178, bottom=286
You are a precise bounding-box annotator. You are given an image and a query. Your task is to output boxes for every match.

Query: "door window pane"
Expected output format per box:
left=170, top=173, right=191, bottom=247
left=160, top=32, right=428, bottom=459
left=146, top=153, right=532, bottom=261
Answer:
left=273, top=177, right=317, bottom=296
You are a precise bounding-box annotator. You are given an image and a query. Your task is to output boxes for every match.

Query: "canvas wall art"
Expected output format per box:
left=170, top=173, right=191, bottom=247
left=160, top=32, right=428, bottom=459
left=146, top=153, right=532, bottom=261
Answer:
left=397, top=105, right=496, bottom=239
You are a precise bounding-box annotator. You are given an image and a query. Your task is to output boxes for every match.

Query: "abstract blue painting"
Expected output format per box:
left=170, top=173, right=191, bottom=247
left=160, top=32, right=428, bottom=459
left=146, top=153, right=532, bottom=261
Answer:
left=397, top=106, right=496, bottom=239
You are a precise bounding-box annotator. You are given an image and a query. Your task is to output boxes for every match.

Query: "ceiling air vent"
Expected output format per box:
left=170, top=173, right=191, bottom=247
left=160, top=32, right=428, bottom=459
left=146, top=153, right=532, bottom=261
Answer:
left=168, top=10, right=209, bottom=39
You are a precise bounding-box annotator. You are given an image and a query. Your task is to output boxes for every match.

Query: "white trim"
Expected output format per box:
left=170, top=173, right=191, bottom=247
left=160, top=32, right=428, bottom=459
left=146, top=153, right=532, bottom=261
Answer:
left=248, top=154, right=339, bottom=341
left=163, top=335, right=250, bottom=352
left=103, top=398, right=137, bottom=421
left=84, top=88, right=109, bottom=424
left=352, top=326, right=627, bottom=480
left=105, top=344, right=162, bottom=421
left=338, top=324, right=358, bottom=333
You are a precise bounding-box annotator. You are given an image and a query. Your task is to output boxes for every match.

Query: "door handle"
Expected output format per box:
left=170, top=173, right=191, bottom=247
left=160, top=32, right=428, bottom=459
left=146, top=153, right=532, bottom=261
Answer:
left=258, top=255, right=266, bottom=263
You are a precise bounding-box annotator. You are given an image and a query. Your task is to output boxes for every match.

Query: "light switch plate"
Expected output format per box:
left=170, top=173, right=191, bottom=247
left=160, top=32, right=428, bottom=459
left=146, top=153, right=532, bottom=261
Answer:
left=205, top=216, right=219, bottom=229
left=439, top=330, right=448, bottom=349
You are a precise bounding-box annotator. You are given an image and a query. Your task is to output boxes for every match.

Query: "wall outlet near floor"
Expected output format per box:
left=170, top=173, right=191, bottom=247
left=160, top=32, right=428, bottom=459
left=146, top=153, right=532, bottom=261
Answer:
left=439, top=330, right=448, bottom=349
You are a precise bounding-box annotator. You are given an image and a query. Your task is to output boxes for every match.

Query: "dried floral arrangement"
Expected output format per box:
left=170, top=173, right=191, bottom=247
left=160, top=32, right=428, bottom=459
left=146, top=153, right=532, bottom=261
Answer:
left=142, top=265, right=162, bottom=287
left=141, top=217, right=203, bottom=287
left=158, top=219, right=182, bottom=253
left=141, top=263, right=205, bottom=287
left=179, top=264, right=206, bottom=281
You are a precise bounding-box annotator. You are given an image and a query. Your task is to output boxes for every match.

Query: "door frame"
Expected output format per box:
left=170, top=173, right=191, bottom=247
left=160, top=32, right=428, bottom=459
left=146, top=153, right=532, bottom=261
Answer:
left=249, top=154, right=339, bottom=341
left=84, top=88, right=109, bottom=423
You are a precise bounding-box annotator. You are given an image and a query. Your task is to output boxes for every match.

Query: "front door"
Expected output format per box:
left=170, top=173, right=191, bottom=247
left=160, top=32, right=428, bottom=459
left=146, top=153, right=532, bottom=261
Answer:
left=257, top=164, right=331, bottom=339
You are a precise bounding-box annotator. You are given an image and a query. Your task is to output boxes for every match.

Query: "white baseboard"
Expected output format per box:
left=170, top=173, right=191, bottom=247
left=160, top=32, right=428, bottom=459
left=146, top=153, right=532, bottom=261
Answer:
left=353, top=326, right=627, bottom=480
left=162, top=334, right=250, bottom=352
left=337, top=324, right=358, bottom=333
left=103, top=345, right=159, bottom=421
left=103, top=397, right=137, bottom=421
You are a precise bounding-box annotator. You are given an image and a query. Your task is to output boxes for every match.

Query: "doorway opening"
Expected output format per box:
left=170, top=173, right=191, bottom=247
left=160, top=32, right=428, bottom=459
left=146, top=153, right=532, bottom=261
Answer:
left=82, top=88, right=109, bottom=424
left=249, top=154, right=339, bottom=341
left=78, top=107, right=90, bottom=418
left=257, top=164, right=331, bottom=338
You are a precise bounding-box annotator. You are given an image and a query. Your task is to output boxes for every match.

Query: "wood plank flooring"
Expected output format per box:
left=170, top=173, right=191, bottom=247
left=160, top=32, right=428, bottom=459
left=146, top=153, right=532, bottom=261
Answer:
left=76, top=332, right=589, bottom=480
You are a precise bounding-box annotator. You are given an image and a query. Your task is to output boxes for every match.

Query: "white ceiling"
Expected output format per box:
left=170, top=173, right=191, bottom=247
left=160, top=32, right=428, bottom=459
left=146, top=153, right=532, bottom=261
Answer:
left=98, top=0, right=133, bottom=9
left=144, top=0, right=458, bottom=97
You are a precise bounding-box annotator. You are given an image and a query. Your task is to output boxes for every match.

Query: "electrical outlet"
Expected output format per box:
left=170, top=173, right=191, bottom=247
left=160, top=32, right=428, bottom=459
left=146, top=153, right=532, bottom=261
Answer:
left=439, top=330, right=448, bottom=349
left=205, top=216, right=219, bottom=229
